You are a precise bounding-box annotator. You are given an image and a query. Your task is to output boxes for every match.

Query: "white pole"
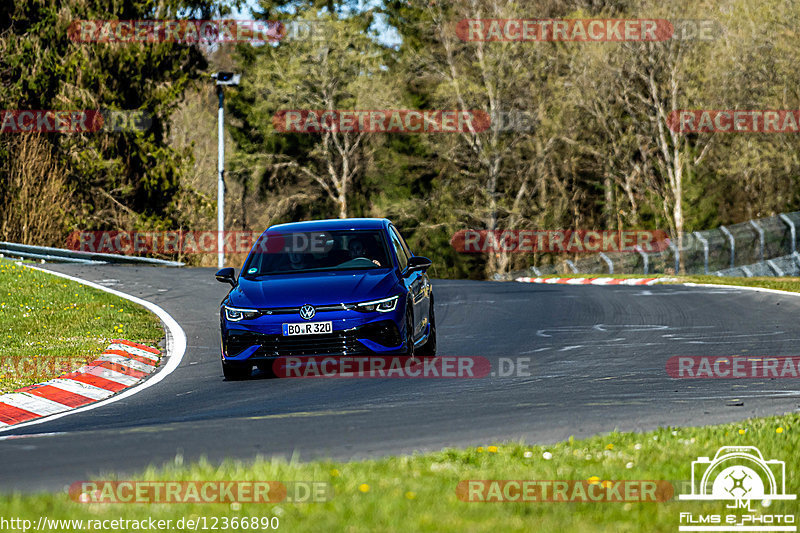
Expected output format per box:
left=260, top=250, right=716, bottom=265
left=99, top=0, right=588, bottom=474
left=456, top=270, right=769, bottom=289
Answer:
left=217, top=86, right=225, bottom=269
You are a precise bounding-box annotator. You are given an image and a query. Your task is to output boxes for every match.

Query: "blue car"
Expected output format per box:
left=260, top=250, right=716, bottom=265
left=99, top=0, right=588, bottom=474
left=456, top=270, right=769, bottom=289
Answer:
left=215, top=218, right=436, bottom=380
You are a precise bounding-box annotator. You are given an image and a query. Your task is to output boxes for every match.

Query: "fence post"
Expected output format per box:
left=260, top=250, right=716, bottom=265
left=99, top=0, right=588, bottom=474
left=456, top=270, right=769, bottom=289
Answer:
left=694, top=232, right=709, bottom=274
left=635, top=245, right=649, bottom=275
left=767, top=259, right=784, bottom=277
left=598, top=252, right=614, bottom=274
left=565, top=260, right=578, bottom=274
left=667, top=239, right=680, bottom=274
left=779, top=213, right=796, bottom=255
left=750, top=220, right=765, bottom=262
left=719, top=225, right=735, bottom=269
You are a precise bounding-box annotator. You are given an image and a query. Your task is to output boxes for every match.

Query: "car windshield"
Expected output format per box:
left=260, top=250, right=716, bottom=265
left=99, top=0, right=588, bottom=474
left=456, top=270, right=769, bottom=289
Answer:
left=241, top=229, right=391, bottom=277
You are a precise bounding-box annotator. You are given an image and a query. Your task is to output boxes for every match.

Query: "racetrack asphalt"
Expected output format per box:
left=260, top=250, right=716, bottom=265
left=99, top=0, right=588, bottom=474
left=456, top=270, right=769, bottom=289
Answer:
left=1, top=264, right=799, bottom=492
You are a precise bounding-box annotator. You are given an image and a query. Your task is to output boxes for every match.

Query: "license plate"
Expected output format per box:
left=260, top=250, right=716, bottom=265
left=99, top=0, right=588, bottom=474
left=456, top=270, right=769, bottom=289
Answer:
left=282, top=321, right=333, bottom=336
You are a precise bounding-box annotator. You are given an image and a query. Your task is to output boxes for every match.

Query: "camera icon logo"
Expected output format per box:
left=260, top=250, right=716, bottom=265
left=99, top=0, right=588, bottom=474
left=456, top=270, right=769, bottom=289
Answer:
left=679, top=446, right=795, bottom=502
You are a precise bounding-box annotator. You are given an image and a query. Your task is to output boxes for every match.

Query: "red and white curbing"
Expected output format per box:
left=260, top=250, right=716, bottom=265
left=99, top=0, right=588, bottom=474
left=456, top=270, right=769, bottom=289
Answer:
left=0, top=339, right=160, bottom=427
left=516, top=276, right=676, bottom=286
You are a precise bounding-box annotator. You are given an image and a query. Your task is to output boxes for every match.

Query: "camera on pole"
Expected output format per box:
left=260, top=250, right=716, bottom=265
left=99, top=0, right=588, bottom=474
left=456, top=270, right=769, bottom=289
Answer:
left=212, top=72, right=241, bottom=86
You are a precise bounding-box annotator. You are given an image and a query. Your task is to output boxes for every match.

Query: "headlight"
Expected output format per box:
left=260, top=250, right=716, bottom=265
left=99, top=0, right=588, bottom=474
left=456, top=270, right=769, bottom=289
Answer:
left=224, top=305, right=259, bottom=321
left=356, top=295, right=399, bottom=313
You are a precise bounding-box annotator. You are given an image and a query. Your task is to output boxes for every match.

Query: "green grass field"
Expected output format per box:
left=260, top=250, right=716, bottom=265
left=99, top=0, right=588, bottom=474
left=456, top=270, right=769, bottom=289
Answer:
left=0, top=265, right=798, bottom=531
left=679, top=275, right=800, bottom=292
left=0, top=259, right=163, bottom=393
left=0, top=417, right=796, bottom=532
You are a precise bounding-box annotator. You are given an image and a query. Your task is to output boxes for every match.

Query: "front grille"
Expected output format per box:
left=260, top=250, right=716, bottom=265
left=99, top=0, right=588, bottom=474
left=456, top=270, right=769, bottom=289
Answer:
left=254, top=303, right=356, bottom=316
left=226, top=330, right=369, bottom=357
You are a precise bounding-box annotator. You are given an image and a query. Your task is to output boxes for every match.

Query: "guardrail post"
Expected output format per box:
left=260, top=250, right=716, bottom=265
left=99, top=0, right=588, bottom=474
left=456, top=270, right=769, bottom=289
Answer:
left=750, top=220, right=765, bottom=262
left=767, top=259, right=784, bottom=277
left=667, top=239, right=680, bottom=274
left=598, top=252, right=614, bottom=274
left=635, top=245, right=649, bottom=275
left=719, top=225, right=735, bottom=269
left=693, top=232, right=709, bottom=274
left=565, top=260, right=578, bottom=274
left=779, top=213, right=796, bottom=255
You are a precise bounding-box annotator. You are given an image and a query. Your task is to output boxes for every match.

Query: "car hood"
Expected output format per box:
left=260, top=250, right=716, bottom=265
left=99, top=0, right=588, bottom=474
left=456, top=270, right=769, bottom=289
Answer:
left=228, top=269, right=400, bottom=308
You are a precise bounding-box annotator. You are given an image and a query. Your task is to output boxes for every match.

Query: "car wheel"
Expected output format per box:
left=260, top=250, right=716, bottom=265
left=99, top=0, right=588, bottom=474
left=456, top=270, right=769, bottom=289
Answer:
left=416, top=297, right=436, bottom=358
left=222, top=361, right=251, bottom=380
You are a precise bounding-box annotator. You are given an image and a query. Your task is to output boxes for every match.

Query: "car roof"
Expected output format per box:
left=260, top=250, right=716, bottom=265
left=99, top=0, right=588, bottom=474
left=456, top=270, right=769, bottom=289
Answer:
left=265, top=218, right=389, bottom=233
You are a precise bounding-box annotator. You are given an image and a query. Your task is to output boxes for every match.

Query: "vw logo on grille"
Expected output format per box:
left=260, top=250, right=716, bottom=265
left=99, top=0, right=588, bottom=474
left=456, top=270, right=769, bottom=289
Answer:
left=299, top=304, right=316, bottom=320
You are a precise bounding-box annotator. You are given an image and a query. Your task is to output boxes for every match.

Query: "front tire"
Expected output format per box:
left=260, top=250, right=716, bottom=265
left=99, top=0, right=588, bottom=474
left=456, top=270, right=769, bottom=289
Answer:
left=222, top=361, right=251, bottom=380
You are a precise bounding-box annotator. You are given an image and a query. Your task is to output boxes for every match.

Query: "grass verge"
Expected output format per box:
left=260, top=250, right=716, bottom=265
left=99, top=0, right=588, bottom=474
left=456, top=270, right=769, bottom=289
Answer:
left=677, top=275, right=800, bottom=293
left=0, top=259, right=163, bottom=393
left=0, top=416, right=796, bottom=532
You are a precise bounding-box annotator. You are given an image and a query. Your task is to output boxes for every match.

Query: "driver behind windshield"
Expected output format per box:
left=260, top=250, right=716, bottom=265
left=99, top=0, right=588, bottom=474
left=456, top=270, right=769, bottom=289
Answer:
left=348, top=238, right=382, bottom=267
left=243, top=229, right=390, bottom=276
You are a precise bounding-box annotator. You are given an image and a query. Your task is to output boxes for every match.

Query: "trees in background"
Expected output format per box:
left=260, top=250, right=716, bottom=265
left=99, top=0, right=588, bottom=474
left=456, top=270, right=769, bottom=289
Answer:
left=3, top=0, right=800, bottom=278
left=229, top=9, right=396, bottom=224
left=0, top=0, right=233, bottom=244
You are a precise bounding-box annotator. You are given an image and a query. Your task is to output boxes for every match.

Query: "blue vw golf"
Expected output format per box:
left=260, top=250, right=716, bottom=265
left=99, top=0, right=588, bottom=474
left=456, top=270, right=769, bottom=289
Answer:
left=215, top=218, right=436, bottom=379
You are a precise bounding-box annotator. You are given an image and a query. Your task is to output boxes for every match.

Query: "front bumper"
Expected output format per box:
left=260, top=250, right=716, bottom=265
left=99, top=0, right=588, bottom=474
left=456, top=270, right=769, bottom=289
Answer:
left=221, top=316, right=405, bottom=362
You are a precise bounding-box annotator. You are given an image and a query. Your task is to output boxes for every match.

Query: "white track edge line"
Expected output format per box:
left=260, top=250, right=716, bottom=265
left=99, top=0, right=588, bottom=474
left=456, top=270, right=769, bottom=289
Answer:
left=682, top=282, right=800, bottom=298
left=0, top=264, right=187, bottom=433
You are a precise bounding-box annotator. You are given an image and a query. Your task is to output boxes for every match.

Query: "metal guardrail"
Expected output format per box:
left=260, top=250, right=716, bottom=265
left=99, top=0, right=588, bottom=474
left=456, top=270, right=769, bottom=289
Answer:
left=0, top=242, right=184, bottom=267
left=509, top=211, right=800, bottom=278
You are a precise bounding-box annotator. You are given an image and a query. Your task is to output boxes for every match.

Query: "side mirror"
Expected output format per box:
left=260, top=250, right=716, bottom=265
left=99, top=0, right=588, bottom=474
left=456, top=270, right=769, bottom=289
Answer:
left=405, top=256, right=432, bottom=275
left=215, top=267, right=237, bottom=288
